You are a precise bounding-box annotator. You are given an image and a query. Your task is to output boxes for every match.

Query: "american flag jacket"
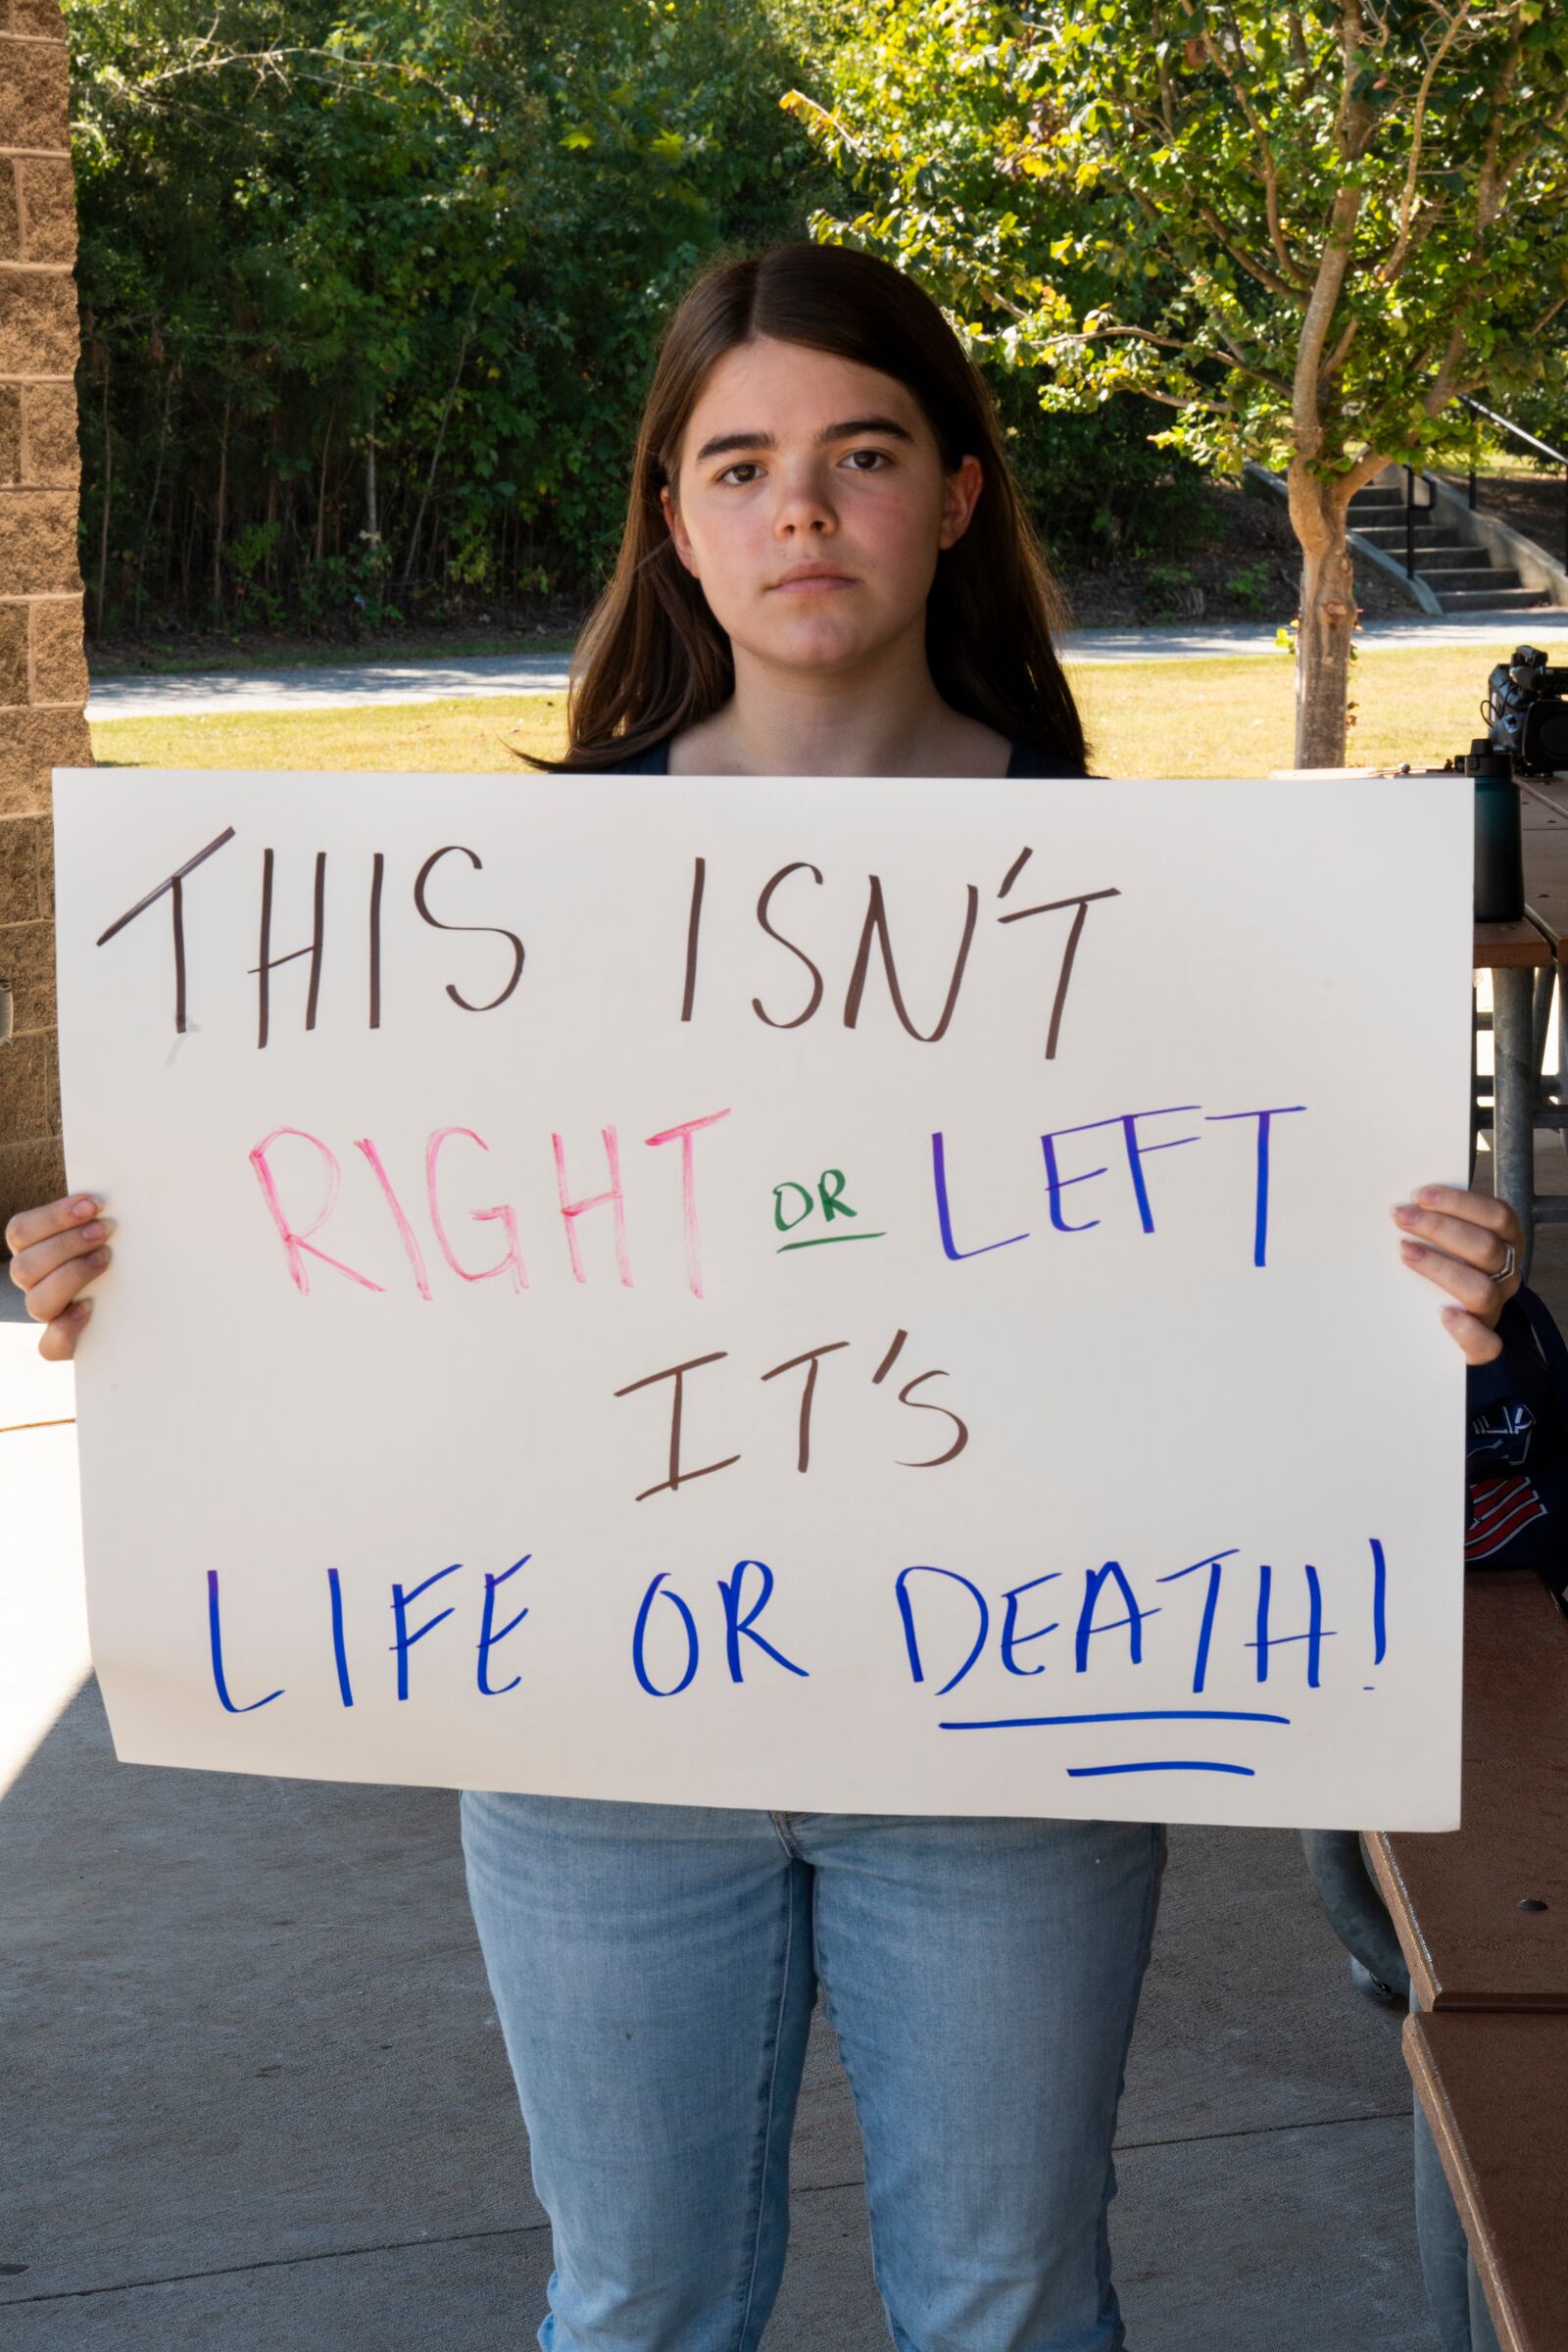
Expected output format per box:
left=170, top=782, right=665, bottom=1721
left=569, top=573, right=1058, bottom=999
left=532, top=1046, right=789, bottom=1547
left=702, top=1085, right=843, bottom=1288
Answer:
left=1465, top=1286, right=1568, bottom=1601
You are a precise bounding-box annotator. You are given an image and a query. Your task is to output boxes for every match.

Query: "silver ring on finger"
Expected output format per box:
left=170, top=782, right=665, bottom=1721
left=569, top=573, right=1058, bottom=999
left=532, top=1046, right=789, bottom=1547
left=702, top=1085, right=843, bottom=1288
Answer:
left=1492, top=1241, right=1518, bottom=1286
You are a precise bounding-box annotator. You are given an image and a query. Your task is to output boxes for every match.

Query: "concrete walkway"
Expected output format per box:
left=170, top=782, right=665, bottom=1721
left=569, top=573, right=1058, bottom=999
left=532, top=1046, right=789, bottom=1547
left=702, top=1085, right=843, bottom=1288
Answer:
left=85, top=611, right=1568, bottom=723
left=0, top=1267, right=1450, bottom=2352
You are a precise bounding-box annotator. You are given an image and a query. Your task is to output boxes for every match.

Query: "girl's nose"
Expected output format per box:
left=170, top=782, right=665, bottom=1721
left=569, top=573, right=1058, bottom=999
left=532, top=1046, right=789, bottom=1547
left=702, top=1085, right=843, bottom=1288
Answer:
left=771, top=462, right=838, bottom=538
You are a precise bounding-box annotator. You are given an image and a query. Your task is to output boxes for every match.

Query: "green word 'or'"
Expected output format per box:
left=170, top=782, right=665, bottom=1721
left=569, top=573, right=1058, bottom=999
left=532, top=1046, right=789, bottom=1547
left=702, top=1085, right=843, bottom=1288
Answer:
left=773, top=1169, right=886, bottom=1252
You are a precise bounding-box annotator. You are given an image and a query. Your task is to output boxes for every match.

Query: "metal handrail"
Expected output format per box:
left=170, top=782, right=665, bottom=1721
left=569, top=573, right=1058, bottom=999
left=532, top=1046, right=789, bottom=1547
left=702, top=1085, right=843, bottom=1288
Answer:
left=1462, top=396, right=1568, bottom=471
left=1458, top=395, right=1568, bottom=573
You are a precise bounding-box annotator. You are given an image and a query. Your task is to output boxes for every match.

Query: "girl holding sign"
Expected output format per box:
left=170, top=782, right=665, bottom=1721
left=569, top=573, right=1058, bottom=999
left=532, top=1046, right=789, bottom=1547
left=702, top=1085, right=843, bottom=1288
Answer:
left=8, top=243, right=1532, bottom=2350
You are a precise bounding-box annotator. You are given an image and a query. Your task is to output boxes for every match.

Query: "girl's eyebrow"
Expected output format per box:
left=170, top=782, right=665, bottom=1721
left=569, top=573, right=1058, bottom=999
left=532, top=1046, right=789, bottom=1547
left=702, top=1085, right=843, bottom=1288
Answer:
left=693, top=415, right=916, bottom=463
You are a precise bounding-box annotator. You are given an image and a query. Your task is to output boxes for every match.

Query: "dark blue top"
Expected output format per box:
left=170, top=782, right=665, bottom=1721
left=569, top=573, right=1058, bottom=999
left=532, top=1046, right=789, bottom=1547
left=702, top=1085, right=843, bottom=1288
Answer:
left=598, top=736, right=1085, bottom=779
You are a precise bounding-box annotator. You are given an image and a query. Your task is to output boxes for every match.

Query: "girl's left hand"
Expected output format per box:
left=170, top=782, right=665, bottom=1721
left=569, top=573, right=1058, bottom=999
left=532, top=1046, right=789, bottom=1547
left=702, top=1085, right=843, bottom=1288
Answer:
left=1394, top=1184, right=1523, bottom=1365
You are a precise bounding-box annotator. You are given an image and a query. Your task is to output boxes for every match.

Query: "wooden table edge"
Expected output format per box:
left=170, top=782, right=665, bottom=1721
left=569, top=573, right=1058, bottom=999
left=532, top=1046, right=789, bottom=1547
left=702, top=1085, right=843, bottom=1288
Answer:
left=1474, top=919, right=1554, bottom=969
left=1364, top=1828, right=1568, bottom=2012
left=1365, top=1831, right=1440, bottom=2008
left=1404, top=2013, right=1531, bottom=2352
left=1524, top=906, right=1568, bottom=963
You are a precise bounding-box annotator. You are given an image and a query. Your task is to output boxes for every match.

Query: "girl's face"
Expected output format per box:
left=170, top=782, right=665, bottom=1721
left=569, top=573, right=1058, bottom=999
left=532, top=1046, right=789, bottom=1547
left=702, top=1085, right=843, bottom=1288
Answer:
left=661, top=336, right=982, bottom=675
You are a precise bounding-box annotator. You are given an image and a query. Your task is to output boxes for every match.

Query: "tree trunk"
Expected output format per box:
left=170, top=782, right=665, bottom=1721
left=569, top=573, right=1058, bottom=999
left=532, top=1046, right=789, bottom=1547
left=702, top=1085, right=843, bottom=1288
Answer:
left=95, top=366, right=113, bottom=639
left=401, top=328, right=470, bottom=594
left=135, top=370, right=173, bottom=635
left=1287, top=459, right=1360, bottom=768
left=213, top=388, right=232, bottom=619
left=180, top=491, right=195, bottom=616
left=314, top=397, right=335, bottom=565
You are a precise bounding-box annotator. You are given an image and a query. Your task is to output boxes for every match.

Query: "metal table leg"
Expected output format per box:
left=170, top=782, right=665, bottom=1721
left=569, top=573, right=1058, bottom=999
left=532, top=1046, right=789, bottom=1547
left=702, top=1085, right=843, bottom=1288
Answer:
left=1414, top=2090, right=1504, bottom=2352
left=1491, top=964, right=1537, bottom=1269
left=1300, top=1829, right=1411, bottom=1999
left=1534, top=965, right=1555, bottom=1073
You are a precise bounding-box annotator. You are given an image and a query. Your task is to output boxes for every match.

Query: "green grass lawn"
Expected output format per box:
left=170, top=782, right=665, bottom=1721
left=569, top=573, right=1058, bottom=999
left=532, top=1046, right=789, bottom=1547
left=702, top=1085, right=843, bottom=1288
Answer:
left=93, top=693, right=571, bottom=773
left=89, top=643, right=1535, bottom=777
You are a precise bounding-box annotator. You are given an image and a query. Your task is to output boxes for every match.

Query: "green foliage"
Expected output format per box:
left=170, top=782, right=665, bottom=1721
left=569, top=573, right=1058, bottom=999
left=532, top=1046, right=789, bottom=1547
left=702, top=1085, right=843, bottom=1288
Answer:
left=75, top=0, right=1568, bottom=682
left=788, top=0, right=1568, bottom=755
left=69, top=0, right=830, bottom=636
left=1224, top=561, right=1274, bottom=615
left=787, top=2, right=1568, bottom=487
left=1141, top=561, right=1200, bottom=614
left=984, top=355, right=1214, bottom=568
left=1491, top=358, right=1568, bottom=468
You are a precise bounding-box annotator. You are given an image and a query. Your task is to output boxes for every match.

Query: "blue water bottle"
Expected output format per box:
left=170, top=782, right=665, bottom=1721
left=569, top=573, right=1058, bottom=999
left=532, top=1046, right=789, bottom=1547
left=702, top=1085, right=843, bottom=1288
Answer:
left=1471, top=738, right=1524, bottom=922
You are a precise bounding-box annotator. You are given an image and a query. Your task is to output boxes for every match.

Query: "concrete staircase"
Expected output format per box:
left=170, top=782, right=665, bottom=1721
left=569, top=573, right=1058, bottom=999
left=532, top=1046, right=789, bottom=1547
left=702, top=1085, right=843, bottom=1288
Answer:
left=1348, top=481, right=1550, bottom=612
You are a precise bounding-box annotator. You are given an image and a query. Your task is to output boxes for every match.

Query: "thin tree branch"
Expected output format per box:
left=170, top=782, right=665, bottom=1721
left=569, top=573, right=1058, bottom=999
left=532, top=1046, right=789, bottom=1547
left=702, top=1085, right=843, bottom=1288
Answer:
left=1488, top=78, right=1568, bottom=211
left=1475, top=27, right=1523, bottom=233
left=1396, top=19, right=1533, bottom=423
left=1343, top=446, right=1391, bottom=501
left=1421, top=322, right=1470, bottom=418
left=1054, top=322, right=1289, bottom=396
left=1295, top=4, right=1376, bottom=456
left=103, top=47, right=475, bottom=124
left=1358, top=193, right=1453, bottom=279
left=779, top=89, right=867, bottom=163
left=1200, top=26, right=1308, bottom=288
left=1152, top=3, right=1178, bottom=135
left=400, top=313, right=474, bottom=591
left=1120, top=387, right=1243, bottom=416
left=1195, top=203, right=1303, bottom=303
left=1322, top=314, right=1358, bottom=379
left=1285, top=8, right=1315, bottom=89
left=1330, top=0, right=1382, bottom=163
left=1378, top=4, right=1468, bottom=283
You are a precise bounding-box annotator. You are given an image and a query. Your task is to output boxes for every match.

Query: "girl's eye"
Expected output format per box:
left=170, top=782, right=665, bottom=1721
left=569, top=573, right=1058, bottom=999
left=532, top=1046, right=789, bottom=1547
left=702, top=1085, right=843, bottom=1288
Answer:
left=714, top=448, right=891, bottom=486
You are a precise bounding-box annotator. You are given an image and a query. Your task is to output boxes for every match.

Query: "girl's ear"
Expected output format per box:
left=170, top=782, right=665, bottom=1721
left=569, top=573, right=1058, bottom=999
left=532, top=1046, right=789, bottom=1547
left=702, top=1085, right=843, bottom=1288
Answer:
left=661, top=484, right=699, bottom=578
left=938, top=456, right=984, bottom=552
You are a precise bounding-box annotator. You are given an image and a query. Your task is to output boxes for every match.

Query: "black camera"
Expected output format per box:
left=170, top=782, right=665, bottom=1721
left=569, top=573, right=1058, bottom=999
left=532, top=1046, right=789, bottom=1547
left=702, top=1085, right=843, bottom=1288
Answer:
left=1487, top=645, right=1568, bottom=776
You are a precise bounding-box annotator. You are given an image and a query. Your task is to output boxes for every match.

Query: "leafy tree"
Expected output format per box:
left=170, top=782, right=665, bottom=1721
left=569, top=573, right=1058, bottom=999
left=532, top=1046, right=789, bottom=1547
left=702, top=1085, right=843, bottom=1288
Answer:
left=68, top=0, right=829, bottom=637
left=789, top=1, right=1568, bottom=763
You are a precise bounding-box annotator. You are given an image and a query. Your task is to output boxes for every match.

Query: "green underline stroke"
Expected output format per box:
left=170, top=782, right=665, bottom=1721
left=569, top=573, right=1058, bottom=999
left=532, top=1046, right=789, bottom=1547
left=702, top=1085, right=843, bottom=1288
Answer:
left=776, top=1232, right=889, bottom=1252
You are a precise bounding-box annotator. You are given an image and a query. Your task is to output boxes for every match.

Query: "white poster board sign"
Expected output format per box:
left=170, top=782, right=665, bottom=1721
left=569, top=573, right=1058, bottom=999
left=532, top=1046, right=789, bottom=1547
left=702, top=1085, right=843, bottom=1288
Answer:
left=54, top=768, right=1472, bottom=1829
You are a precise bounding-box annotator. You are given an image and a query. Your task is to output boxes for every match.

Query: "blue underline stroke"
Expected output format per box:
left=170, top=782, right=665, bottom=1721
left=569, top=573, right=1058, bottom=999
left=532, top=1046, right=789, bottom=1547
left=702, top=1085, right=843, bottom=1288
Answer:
left=937, top=1707, right=1291, bottom=1731
left=1066, top=1759, right=1257, bottom=1778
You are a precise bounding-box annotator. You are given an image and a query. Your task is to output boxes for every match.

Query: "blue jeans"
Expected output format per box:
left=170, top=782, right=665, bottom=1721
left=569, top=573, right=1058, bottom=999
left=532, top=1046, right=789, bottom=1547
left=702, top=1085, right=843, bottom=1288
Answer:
left=461, top=1795, right=1166, bottom=2352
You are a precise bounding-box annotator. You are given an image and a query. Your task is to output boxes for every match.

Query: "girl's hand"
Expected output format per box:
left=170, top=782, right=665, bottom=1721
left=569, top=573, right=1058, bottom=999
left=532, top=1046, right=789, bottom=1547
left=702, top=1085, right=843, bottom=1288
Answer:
left=4, top=1194, right=112, bottom=1362
left=1, top=1180, right=1534, bottom=1370
left=1394, top=1183, right=1523, bottom=1365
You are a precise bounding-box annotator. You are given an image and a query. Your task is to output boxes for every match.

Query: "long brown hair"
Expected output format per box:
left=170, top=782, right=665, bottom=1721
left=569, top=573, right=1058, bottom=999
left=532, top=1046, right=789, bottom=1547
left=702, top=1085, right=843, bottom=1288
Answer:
left=531, top=241, right=1087, bottom=772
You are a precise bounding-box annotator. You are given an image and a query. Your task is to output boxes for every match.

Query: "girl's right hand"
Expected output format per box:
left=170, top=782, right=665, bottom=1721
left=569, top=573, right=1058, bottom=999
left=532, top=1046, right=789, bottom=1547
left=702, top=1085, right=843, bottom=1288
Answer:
left=4, top=1194, right=113, bottom=1361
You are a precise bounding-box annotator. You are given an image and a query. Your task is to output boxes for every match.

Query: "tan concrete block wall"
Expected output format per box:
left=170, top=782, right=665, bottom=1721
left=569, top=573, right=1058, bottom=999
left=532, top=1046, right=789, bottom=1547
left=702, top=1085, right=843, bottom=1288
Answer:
left=1, top=0, right=89, bottom=1243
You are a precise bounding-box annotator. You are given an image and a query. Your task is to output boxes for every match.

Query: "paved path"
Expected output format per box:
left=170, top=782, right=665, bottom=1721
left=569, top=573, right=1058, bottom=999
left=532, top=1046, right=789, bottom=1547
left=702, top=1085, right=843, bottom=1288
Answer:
left=0, top=1277, right=1452, bottom=2352
left=85, top=612, right=1568, bottom=723
left=24, top=1165, right=1568, bottom=2342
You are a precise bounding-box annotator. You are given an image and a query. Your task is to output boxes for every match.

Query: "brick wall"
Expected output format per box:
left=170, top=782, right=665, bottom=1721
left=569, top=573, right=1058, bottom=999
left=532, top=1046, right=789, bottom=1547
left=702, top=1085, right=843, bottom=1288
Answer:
left=1, top=0, right=90, bottom=1239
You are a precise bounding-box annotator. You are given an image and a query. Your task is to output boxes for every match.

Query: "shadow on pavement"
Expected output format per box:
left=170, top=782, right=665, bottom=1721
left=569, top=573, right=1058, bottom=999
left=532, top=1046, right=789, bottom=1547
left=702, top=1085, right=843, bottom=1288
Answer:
left=2, top=1673, right=1440, bottom=2348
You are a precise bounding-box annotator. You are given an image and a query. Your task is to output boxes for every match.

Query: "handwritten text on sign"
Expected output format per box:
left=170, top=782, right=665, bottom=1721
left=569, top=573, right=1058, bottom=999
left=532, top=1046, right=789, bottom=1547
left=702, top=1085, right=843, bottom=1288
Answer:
left=54, top=769, right=1472, bottom=1829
